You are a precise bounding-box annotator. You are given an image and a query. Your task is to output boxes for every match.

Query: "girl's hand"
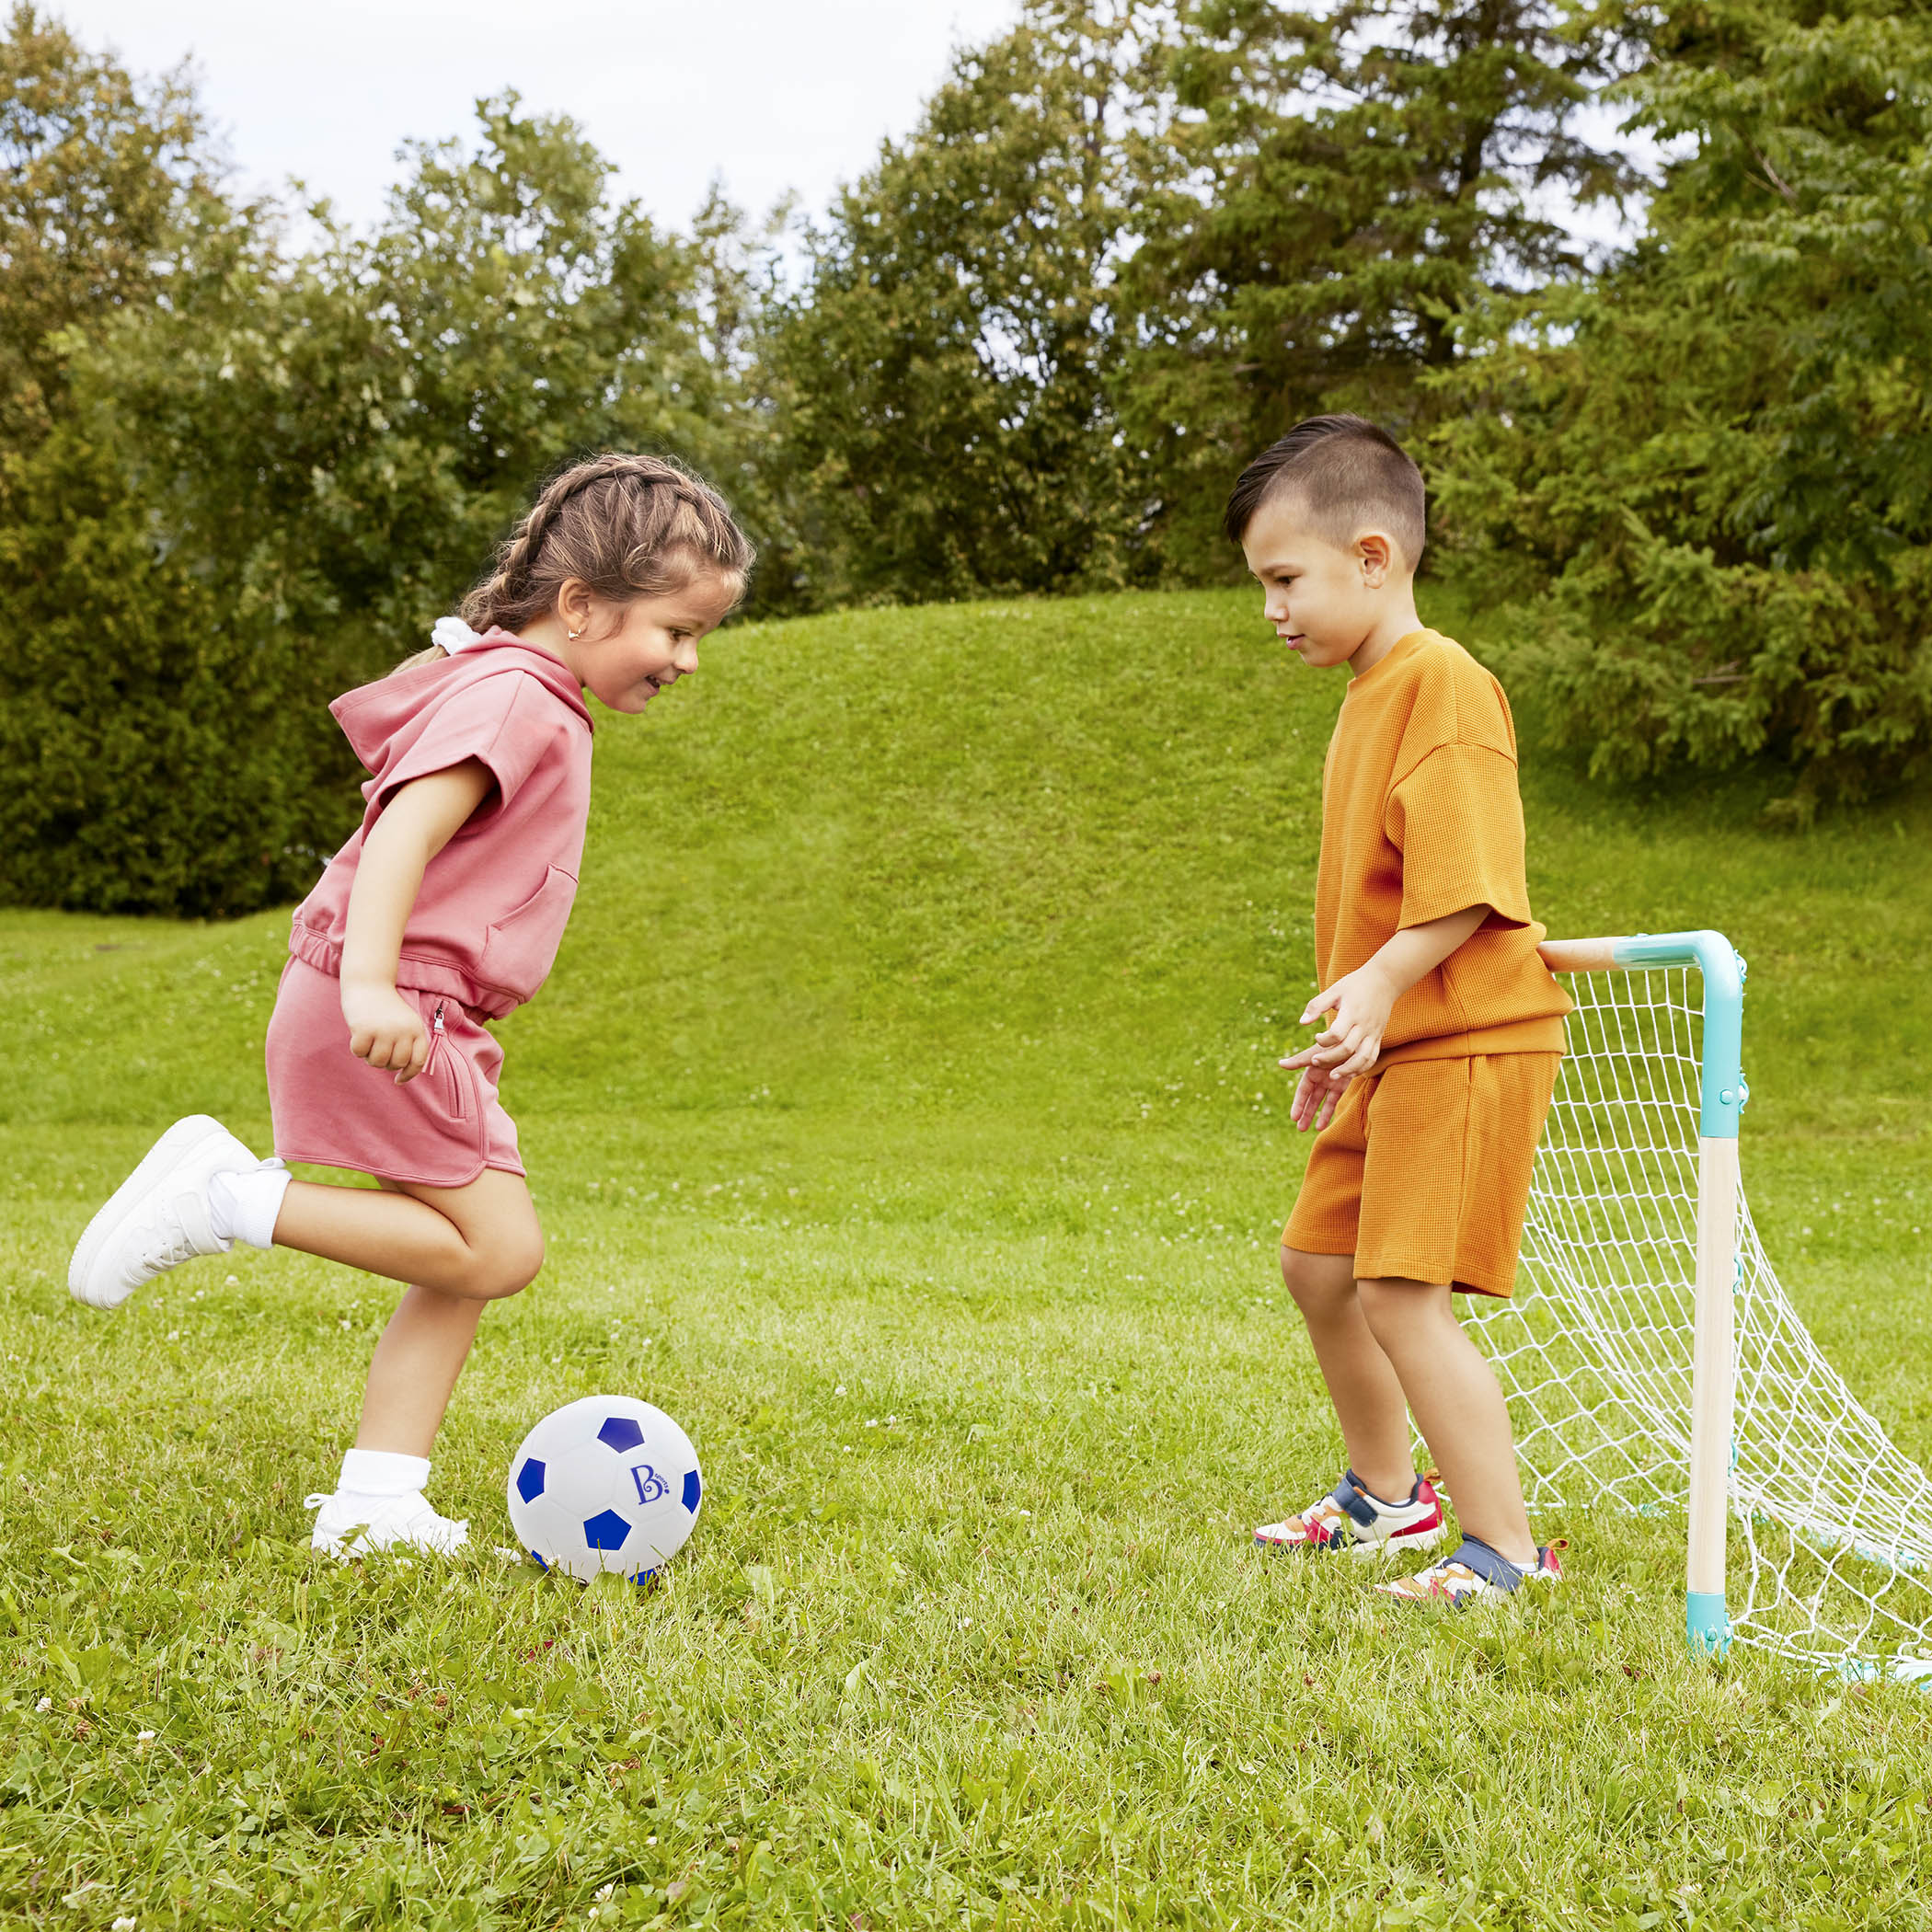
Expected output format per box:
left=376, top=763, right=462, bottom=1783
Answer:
left=1281, top=964, right=1397, bottom=1087
left=342, top=981, right=431, bottom=1085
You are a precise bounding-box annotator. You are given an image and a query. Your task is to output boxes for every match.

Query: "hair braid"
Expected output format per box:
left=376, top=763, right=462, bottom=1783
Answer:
left=454, top=452, right=754, bottom=640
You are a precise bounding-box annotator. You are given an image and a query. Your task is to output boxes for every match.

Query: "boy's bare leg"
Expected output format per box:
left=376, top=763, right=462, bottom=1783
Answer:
left=1280, top=1246, right=1417, bottom=1503
left=1356, top=1277, right=1536, bottom=1566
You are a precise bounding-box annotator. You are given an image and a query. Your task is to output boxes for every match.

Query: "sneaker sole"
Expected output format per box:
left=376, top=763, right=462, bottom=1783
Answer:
left=68, top=1115, right=233, bottom=1310
left=1253, top=1522, right=1448, bottom=1560
left=313, top=1525, right=471, bottom=1561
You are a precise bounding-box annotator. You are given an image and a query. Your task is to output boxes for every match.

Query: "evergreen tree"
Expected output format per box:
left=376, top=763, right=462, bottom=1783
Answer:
left=1434, top=0, right=1932, bottom=809
left=1119, top=0, right=1639, bottom=573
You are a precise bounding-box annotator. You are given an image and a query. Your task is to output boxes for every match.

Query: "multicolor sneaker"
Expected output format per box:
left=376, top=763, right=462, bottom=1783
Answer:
left=1254, top=1468, right=1446, bottom=1558
left=1374, top=1535, right=1564, bottom=1607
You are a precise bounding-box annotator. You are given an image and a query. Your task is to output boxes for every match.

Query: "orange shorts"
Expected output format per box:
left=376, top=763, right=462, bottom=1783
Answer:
left=1282, top=1052, right=1559, bottom=1298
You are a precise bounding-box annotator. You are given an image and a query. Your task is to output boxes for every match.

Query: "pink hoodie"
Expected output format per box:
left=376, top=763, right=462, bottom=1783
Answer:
left=289, top=632, right=594, bottom=1020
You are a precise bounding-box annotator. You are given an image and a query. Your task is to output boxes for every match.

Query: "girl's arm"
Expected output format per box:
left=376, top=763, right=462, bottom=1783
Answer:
left=340, top=760, right=495, bottom=1084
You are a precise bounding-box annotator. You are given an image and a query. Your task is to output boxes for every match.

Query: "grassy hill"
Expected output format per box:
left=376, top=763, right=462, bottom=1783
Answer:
left=2, top=587, right=1928, bottom=1928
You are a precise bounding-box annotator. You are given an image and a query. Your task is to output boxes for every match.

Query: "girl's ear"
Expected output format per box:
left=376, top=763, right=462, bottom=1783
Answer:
left=555, top=578, right=595, bottom=638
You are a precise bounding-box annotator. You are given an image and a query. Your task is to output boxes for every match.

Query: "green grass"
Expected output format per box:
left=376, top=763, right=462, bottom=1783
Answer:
left=3, top=585, right=1930, bottom=1929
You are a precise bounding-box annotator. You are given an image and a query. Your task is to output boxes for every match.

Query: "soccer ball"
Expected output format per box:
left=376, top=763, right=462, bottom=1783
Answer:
left=506, top=1395, right=704, bottom=1582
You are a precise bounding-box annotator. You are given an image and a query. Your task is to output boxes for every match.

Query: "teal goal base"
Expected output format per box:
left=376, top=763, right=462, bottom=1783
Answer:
left=1686, top=1592, right=1731, bottom=1657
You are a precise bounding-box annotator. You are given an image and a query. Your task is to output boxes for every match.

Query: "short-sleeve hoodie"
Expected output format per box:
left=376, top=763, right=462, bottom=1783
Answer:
left=1316, top=627, right=1570, bottom=1064
left=289, top=632, right=593, bottom=1020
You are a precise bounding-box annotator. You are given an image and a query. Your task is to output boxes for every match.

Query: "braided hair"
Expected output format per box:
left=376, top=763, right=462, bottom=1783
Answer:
left=457, top=453, right=753, bottom=639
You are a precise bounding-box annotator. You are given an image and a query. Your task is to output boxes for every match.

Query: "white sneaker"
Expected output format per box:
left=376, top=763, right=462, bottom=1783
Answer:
left=306, top=1490, right=470, bottom=1559
left=68, top=1115, right=261, bottom=1310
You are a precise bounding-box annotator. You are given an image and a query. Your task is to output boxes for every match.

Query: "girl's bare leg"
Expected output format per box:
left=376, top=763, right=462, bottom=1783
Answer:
left=1280, top=1245, right=1416, bottom=1502
left=354, top=1283, right=489, bottom=1456
left=270, top=1169, right=545, bottom=1456
left=271, top=1168, right=543, bottom=1300
left=1357, top=1276, right=1536, bottom=1565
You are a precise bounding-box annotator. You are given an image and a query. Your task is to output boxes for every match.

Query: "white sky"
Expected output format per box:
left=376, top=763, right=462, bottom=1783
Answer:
left=57, top=1, right=1026, bottom=234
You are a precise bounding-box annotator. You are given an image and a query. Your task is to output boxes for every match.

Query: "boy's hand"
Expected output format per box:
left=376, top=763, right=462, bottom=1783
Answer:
left=341, top=980, right=431, bottom=1085
left=1281, top=963, right=1397, bottom=1087
left=1286, top=1064, right=1351, bottom=1133
left=1276, top=912, right=1487, bottom=1128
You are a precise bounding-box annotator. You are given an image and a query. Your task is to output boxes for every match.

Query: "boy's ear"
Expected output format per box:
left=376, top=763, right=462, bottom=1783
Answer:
left=1355, top=531, right=1395, bottom=586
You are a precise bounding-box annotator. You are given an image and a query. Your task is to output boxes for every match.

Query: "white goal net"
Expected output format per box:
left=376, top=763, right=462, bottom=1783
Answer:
left=1468, top=941, right=1932, bottom=1681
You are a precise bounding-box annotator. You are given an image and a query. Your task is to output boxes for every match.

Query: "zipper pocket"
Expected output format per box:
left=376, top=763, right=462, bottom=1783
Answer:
left=422, top=999, right=474, bottom=1125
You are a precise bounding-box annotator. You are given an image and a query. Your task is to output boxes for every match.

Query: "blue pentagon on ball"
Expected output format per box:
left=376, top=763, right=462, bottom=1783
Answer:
left=682, top=1467, right=702, bottom=1513
left=582, top=1508, right=632, bottom=1552
left=515, top=1457, right=546, bottom=1502
left=597, top=1415, right=645, bottom=1454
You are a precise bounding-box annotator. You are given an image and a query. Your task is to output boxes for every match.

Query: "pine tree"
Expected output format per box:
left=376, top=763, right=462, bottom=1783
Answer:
left=1118, top=0, right=1639, bottom=572
left=1433, top=0, right=1932, bottom=808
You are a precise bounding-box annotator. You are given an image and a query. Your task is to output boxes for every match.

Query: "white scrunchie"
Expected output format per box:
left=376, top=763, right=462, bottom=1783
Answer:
left=431, top=615, right=483, bottom=654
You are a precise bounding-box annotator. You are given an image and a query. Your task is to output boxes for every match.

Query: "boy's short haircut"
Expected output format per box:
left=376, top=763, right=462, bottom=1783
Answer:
left=1223, top=413, right=1427, bottom=569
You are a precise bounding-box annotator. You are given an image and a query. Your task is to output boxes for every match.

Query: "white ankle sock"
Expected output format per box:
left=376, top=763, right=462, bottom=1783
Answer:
left=207, top=1159, right=291, bottom=1248
left=334, top=1448, right=431, bottom=1513
left=1362, top=1476, right=1417, bottom=1512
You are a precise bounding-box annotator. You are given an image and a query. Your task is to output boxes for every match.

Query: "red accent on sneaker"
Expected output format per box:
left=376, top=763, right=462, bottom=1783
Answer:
left=1384, top=1479, right=1444, bottom=1543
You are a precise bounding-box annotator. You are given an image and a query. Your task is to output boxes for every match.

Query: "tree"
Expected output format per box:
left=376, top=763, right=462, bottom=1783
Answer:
left=0, top=3, right=223, bottom=444
left=762, top=2, right=1150, bottom=606
left=1118, top=0, right=1640, bottom=573
left=1432, top=0, right=1932, bottom=810
left=0, top=63, right=735, bottom=914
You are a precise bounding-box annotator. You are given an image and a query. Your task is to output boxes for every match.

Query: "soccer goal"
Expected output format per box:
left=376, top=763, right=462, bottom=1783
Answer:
left=1464, top=929, right=1932, bottom=1682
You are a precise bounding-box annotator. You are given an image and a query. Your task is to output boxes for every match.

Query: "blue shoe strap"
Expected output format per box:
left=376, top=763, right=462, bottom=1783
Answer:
left=1330, top=1471, right=1381, bottom=1531
left=1448, top=1535, right=1530, bottom=1592
left=1340, top=1467, right=1420, bottom=1516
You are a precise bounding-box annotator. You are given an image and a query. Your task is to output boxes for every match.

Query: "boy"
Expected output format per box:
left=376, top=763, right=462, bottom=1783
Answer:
left=1230, top=414, right=1570, bottom=1604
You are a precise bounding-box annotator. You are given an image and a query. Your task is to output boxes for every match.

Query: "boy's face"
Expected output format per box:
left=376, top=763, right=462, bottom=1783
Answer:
left=1240, top=491, right=1403, bottom=671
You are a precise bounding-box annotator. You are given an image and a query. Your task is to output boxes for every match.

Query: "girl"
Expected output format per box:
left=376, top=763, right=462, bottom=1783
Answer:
left=68, top=453, right=753, bottom=1556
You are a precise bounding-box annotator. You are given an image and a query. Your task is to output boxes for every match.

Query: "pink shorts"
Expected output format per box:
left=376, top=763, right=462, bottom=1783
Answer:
left=264, top=958, right=524, bottom=1188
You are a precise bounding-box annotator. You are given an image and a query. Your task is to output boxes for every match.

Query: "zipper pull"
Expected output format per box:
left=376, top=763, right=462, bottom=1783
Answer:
left=431, top=1001, right=446, bottom=1038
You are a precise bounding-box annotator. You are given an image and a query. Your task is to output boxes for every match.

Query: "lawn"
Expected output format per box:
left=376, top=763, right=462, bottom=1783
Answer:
left=2, top=586, right=1929, bottom=1929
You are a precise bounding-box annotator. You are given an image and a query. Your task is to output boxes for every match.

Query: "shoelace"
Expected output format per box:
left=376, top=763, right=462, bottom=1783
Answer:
left=136, top=1194, right=206, bottom=1274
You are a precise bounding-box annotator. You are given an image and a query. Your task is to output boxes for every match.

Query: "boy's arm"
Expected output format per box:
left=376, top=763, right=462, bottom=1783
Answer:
left=1281, top=905, right=1489, bottom=1129
left=339, top=760, right=495, bottom=1084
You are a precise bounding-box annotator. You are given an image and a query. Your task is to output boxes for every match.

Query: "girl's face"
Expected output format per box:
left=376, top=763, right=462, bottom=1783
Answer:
left=552, top=571, right=741, bottom=714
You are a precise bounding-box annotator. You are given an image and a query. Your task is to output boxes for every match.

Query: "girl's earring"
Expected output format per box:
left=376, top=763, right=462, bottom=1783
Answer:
left=567, top=627, right=582, bottom=640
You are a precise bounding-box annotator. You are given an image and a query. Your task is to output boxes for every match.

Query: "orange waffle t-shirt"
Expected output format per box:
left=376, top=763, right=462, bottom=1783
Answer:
left=1314, top=627, right=1570, bottom=1065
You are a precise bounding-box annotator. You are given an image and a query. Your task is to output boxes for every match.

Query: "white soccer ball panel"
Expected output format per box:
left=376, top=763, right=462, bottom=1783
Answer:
left=504, top=1394, right=704, bottom=1582
left=506, top=1493, right=569, bottom=1570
